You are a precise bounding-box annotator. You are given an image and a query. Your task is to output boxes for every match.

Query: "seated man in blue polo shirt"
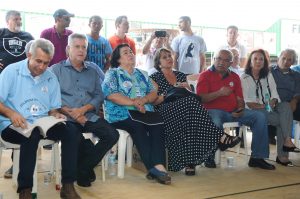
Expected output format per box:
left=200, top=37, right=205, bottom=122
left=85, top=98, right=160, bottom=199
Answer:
left=271, top=49, right=300, bottom=122
left=197, top=49, right=275, bottom=170
left=51, top=33, right=119, bottom=187
left=0, top=39, right=81, bottom=199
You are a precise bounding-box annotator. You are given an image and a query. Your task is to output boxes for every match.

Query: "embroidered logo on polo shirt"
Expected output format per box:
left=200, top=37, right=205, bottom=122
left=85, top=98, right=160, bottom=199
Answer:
left=41, top=86, right=48, bottom=93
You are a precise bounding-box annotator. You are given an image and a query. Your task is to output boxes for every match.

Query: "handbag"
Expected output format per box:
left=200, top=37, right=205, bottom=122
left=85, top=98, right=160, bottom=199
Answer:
left=164, top=87, right=201, bottom=103
left=128, top=110, right=164, bottom=125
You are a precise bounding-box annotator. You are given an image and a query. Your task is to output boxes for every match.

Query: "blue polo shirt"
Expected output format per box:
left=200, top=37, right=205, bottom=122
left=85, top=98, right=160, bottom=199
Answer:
left=51, top=59, right=103, bottom=122
left=0, top=59, right=61, bottom=133
left=271, top=65, right=300, bottom=102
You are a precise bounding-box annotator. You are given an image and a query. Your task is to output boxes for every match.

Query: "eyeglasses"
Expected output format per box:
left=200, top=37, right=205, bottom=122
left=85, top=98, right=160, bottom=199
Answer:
left=214, top=57, right=232, bottom=63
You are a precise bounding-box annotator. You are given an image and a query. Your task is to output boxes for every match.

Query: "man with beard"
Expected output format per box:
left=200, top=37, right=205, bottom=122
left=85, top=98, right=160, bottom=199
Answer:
left=0, top=10, right=34, bottom=73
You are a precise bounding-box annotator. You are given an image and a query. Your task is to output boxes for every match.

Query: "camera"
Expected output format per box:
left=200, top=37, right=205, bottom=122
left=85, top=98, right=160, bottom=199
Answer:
left=155, top=30, right=166, bottom=37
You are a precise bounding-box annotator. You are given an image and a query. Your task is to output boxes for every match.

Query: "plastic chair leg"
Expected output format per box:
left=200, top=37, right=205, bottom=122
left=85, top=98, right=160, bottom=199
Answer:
left=117, top=131, right=128, bottom=179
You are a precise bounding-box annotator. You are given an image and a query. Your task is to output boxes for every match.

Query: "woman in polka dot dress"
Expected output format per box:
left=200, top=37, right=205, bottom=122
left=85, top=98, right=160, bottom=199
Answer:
left=150, top=48, right=241, bottom=175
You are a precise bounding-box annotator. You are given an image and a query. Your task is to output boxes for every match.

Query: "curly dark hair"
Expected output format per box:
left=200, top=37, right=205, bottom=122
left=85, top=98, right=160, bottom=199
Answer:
left=153, top=48, right=172, bottom=71
left=110, top=43, right=131, bottom=68
left=244, top=49, right=270, bottom=78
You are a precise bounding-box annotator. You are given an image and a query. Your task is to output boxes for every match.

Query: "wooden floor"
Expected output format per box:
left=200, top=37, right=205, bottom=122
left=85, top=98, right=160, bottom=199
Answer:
left=1, top=139, right=300, bottom=199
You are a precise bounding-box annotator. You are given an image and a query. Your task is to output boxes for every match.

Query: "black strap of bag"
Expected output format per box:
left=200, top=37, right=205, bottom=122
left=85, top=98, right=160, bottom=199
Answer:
left=164, top=87, right=201, bottom=103
left=128, top=110, right=164, bottom=125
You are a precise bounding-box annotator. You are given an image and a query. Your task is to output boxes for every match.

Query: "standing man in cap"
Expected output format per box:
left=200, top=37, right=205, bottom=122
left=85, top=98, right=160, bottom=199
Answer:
left=40, top=9, right=74, bottom=66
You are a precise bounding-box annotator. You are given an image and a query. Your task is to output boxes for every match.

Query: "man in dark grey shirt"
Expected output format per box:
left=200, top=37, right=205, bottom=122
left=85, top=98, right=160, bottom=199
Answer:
left=51, top=33, right=119, bottom=187
left=271, top=49, right=300, bottom=121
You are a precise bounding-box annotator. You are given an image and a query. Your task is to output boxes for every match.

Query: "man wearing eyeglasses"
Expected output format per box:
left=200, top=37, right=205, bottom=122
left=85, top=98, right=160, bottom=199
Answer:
left=197, top=49, right=275, bottom=170
left=40, top=9, right=74, bottom=66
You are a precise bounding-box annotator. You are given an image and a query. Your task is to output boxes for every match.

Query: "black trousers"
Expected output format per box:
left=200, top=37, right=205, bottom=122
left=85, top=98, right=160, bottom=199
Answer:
left=67, top=118, right=119, bottom=176
left=1, top=123, right=81, bottom=192
left=112, top=118, right=166, bottom=170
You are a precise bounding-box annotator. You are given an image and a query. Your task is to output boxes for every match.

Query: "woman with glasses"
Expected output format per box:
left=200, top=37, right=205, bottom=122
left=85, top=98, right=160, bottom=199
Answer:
left=241, top=49, right=300, bottom=167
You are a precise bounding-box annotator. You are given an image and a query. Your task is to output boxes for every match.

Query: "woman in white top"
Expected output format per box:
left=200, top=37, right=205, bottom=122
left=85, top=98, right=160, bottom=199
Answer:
left=241, top=49, right=300, bottom=167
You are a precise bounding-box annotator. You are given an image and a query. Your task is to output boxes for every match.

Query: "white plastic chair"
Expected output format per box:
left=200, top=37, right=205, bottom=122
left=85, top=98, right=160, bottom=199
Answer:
left=82, top=132, right=106, bottom=182
left=215, top=122, right=248, bottom=165
left=293, top=120, right=300, bottom=147
left=102, top=104, right=133, bottom=179
left=116, top=129, right=133, bottom=178
left=83, top=130, right=133, bottom=180
left=0, top=137, right=60, bottom=195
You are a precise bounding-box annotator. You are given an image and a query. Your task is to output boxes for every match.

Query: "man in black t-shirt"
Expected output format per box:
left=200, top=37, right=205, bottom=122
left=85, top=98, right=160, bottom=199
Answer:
left=0, top=10, right=34, bottom=73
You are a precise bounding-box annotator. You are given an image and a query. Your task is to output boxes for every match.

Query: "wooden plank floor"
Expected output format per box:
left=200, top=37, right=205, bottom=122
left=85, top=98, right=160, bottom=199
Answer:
left=1, top=140, right=300, bottom=199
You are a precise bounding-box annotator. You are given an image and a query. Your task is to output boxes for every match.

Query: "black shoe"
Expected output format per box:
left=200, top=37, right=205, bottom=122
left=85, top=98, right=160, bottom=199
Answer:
left=77, top=171, right=91, bottom=187
left=219, top=134, right=241, bottom=151
left=77, top=177, right=91, bottom=187
left=248, top=158, right=275, bottom=170
left=282, top=145, right=300, bottom=153
left=276, top=157, right=294, bottom=167
left=89, top=169, right=96, bottom=182
left=204, top=159, right=216, bottom=168
left=148, top=168, right=171, bottom=185
left=185, top=164, right=196, bottom=176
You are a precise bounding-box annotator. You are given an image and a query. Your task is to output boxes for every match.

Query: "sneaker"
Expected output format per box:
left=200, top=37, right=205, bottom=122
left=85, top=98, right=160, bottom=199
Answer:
left=4, top=166, right=13, bottom=179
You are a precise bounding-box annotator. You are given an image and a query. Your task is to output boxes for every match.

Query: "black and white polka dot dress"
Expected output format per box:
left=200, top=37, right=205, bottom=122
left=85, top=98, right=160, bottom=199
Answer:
left=150, top=71, right=223, bottom=172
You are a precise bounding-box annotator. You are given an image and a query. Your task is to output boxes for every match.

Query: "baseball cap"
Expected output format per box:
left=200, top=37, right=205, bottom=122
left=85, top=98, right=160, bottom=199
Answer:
left=53, top=9, right=75, bottom=18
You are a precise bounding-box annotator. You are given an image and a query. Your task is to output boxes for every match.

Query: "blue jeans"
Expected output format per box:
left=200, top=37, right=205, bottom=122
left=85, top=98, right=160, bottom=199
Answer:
left=208, top=109, right=269, bottom=159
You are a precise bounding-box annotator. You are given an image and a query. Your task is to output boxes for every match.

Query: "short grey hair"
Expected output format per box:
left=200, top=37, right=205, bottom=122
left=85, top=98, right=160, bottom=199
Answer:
left=280, top=49, right=298, bottom=64
left=67, top=33, right=88, bottom=46
left=29, top=38, right=55, bottom=58
left=25, top=40, right=34, bottom=56
left=6, top=10, right=21, bottom=22
left=215, top=49, right=234, bottom=62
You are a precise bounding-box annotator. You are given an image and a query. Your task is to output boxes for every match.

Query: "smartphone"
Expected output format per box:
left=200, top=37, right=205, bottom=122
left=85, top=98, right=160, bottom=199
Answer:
left=155, top=30, right=166, bottom=37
